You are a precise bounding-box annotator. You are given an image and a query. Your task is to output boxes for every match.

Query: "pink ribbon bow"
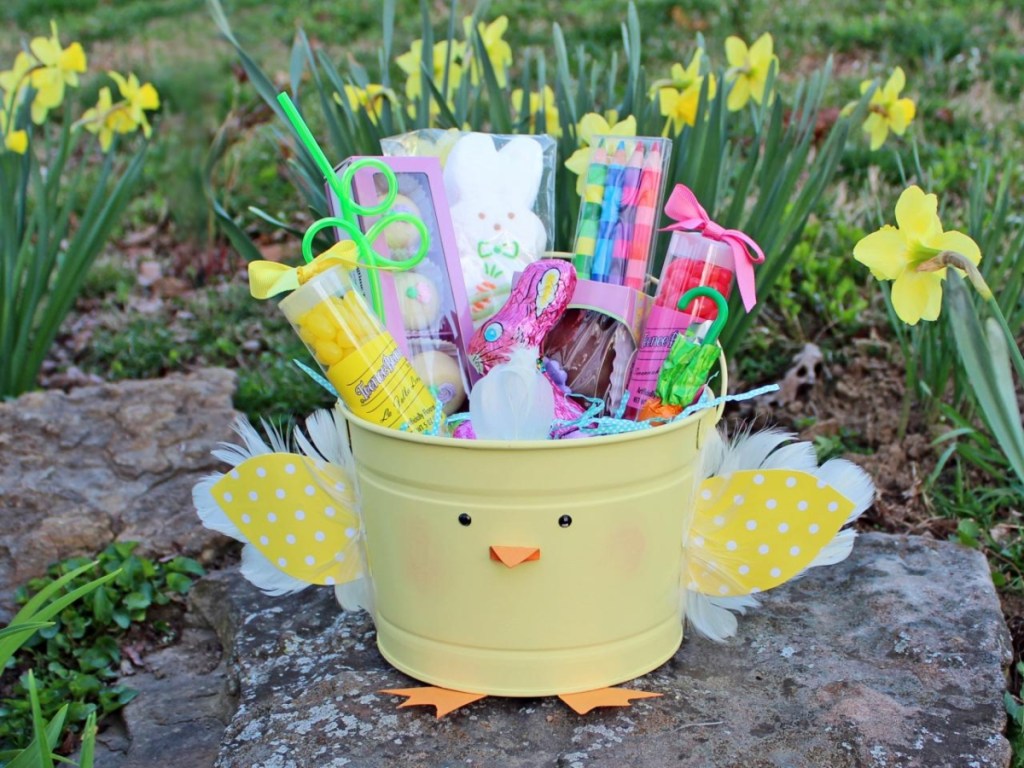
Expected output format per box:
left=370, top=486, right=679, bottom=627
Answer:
left=662, top=184, right=765, bottom=312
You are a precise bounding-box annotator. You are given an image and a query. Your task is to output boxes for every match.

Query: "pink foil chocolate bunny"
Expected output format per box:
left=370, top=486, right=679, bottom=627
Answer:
left=455, top=260, right=585, bottom=438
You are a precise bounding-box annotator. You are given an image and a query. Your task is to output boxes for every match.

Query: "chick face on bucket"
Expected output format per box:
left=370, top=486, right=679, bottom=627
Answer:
left=357, top=435, right=700, bottom=653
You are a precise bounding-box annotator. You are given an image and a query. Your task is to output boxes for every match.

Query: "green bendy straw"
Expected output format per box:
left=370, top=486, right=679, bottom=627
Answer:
left=276, top=92, right=429, bottom=319
left=277, top=93, right=342, bottom=196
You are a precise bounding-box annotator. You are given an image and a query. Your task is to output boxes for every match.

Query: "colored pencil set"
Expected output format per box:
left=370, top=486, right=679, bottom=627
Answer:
left=571, top=136, right=672, bottom=289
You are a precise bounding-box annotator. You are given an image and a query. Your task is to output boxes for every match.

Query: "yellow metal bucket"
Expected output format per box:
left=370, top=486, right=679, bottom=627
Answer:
left=343, top=386, right=723, bottom=697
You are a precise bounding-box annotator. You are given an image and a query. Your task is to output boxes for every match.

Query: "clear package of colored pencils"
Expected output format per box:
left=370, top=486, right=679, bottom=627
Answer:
left=570, top=135, right=673, bottom=290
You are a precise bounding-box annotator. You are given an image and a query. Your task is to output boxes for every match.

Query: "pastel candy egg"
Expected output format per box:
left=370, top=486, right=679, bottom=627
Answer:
left=411, top=349, right=466, bottom=415
left=383, top=194, right=423, bottom=256
left=394, top=271, right=442, bottom=331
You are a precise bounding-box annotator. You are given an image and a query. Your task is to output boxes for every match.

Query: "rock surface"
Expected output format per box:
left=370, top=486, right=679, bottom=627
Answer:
left=0, top=369, right=238, bottom=619
left=88, top=625, right=234, bottom=768
left=132, top=533, right=1012, bottom=768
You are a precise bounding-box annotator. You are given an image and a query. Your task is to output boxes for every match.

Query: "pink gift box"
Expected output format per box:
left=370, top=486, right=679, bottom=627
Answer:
left=327, top=156, right=480, bottom=396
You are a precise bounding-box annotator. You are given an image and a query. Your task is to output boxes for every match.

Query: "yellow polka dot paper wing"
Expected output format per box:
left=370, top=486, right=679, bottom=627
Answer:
left=689, top=469, right=853, bottom=595
left=194, top=408, right=368, bottom=605
left=683, top=429, right=875, bottom=642
left=211, top=453, right=360, bottom=586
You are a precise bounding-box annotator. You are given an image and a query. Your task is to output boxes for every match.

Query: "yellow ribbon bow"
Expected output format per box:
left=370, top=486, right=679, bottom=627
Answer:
left=248, top=241, right=360, bottom=300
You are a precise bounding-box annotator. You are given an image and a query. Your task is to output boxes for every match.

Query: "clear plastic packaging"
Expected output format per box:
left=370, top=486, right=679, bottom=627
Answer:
left=381, top=129, right=558, bottom=250
left=328, top=157, right=477, bottom=413
left=279, top=266, right=439, bottom=433
left=623, top=236, right=731, bottom=418
left=655, top=231, right=735, bottom=320
left=570, top=135, right=672, bottom=288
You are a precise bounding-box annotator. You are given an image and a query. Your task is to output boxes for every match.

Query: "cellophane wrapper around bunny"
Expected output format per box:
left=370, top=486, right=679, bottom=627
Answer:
left=382, top=130, right=557, bottom=327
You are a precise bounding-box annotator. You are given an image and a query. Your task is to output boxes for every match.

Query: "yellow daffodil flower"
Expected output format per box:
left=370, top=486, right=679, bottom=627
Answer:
left=4, top=129, right=28, bottom=154
left=79, top=73, right=158, bottom=151
left=649, top=51, right=707, bottom=96
left=335, top=83, right=396, bottom=123
left=653, top=51, right=717, bottom=134
left=854, top=185, right=981, bottom=325
left=1, top=106, right=28, bottom=154
left=576, top=112, right=637, bottom=151
left=109, top=71, right=159, bottom=138
left=28, top=21, right=87, bottom=124
left=564, top=112, right=637, bottom=194
left=395, top=38, right=464, bottom=104
left=80, top=86, right=119, bottom=151
left=0, top=52, right=38, bottom=115
left=724, top=32, right=777, bottom=112
left=511, top=85, right=561, bottom=137
left=851, top=66, right=916, bottom=150
left=399, top=126, right=463, bottom=167
left=462, top=15, right=512, bottom=87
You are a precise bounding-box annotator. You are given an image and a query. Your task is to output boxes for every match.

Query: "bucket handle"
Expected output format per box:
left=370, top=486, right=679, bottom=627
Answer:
left=696, top=345, right=728, bottom=450
left=714, top=346, right=728, bottom=422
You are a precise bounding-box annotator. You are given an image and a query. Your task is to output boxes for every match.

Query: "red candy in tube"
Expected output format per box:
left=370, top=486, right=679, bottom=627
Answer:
left=655, top=231, right=735, bottom=321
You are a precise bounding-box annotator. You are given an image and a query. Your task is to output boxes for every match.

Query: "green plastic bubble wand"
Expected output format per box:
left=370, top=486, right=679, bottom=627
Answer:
left=276, top=92, right=429, bottom=320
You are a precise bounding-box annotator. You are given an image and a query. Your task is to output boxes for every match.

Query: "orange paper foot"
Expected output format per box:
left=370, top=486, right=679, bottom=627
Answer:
left=381, top=687, right=487, bottom=718
left=558, top=687, right=663, bottom=715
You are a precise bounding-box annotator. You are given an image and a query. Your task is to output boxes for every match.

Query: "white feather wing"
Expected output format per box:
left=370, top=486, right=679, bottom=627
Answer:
left=194, top=411, right=367, bottom=597
left=684, top=429, right=874, bottom=642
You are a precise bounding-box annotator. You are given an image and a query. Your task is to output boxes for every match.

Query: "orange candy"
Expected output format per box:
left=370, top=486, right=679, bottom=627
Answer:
left=637, top=397, right=683, bottom=424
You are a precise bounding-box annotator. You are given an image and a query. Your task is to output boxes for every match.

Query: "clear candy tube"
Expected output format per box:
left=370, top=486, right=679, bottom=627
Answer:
left=279, top=266, right=439, bottom=433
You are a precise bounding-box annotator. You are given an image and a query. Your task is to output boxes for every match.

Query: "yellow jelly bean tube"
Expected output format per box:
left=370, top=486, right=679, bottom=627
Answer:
left=280, top=266, right=441, bottom=433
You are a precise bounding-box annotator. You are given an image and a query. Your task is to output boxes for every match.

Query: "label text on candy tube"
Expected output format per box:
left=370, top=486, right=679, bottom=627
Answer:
left=354, top=348, right=403, bottom=404
left=328, top=333, right=436, bottom=432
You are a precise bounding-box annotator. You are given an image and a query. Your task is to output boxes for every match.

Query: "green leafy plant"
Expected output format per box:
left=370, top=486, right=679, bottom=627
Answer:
left=205, top=0, right=872, bottom=358
left=944, top=273, right=1024, bottom=488
left=944, top=164, right=1024, bottom=488
left=74, top=282, right=332, bottom=421
left=774, top=218, right=870, bottom=342
left=1006, top=661, right=1024, bottom=768
left=0, top=560, right=119, bottom=768
left=812, top=426, right=871, bottom=463
left=0, top=23, right=157, bottom=399
left=0, top=543, right=204, bottom=754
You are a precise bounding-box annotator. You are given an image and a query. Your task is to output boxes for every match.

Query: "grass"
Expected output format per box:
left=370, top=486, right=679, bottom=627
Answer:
left=940, top=465, right=1024, bottom=592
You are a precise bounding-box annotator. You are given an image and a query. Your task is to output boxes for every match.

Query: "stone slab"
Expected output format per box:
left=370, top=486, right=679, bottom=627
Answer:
left=0, top=368, right=239, bottom=619
left=190, top=533, right=1011, bottom=768
left=87, top=625, right=234, bottom=768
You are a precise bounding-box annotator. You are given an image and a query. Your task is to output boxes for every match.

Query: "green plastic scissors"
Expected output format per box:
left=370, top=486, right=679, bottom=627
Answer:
left=278, top=93, right=430, bottom=319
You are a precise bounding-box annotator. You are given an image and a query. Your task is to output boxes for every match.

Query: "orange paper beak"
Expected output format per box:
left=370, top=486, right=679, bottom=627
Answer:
left=489, top=545, right=541, bottom=568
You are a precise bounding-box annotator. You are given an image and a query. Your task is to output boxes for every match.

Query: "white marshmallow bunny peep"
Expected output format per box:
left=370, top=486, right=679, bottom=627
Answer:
left=443, top=133, right=547, bottom=325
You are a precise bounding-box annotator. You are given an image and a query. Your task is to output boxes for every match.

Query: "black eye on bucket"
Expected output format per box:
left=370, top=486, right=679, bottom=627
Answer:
left=458, top=513, right=472, bottom=527
left=558, top=515, right=573, bottom=528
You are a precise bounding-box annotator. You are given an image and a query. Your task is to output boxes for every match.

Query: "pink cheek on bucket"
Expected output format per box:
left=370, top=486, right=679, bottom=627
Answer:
left=399, top=517, right=443, bottom=592
left=610, top=525, right=648, bottom=576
